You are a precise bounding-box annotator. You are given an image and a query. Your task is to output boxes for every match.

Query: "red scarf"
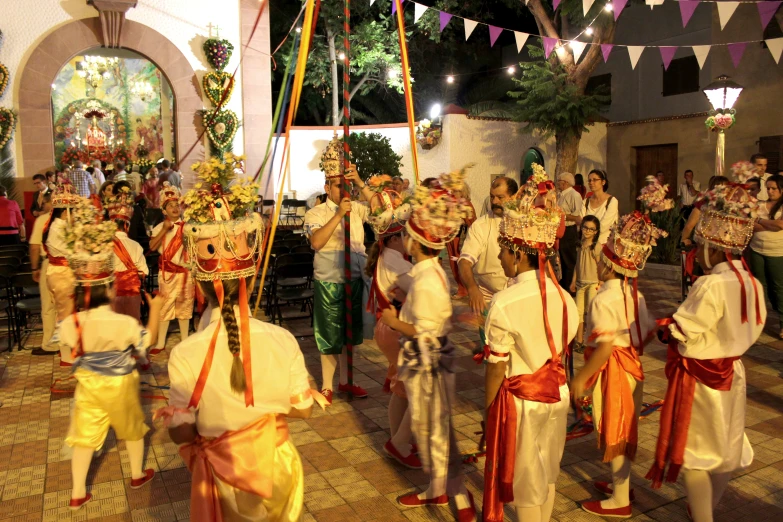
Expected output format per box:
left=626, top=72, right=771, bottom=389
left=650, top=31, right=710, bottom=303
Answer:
left=158, top=221, right=188, bottom=274
left=113, top=238, right=142, bottom=297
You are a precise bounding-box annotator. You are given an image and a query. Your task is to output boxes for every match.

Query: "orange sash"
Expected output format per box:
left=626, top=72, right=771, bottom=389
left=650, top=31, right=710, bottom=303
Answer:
left=180, top=414, right=289, bottom=522
left=584, top=344, right=644, bottom=462
left=158, top=221, right=188, bottom=275
left=113, top=238, right=141, bottom=297
left=48, top=256, right=68, bottom=267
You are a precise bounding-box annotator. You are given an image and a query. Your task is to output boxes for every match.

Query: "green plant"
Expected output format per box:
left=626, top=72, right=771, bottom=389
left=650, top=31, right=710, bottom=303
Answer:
left=648, top=208, right=683, bottom=265
left=321, top=132, right=403, bottom=180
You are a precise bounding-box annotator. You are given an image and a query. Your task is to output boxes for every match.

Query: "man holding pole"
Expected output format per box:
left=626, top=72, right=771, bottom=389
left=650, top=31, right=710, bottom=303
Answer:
left=305, top=136, right=374, bottom=403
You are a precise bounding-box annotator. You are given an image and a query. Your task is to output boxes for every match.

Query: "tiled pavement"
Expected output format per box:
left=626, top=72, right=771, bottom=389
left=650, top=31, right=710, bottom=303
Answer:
left=0, top=275, right=782, bottom=521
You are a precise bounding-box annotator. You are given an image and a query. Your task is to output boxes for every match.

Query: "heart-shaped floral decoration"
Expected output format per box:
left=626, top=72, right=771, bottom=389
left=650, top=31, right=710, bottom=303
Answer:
left=0, top=64, right=9, bottom=99
left=0, top=107, right=17, bottom=148
left=203, top=71, right=234, bottom=107
left=204, top=109, right=238, bottom=151
left=203, top=38, right=234, bottom=72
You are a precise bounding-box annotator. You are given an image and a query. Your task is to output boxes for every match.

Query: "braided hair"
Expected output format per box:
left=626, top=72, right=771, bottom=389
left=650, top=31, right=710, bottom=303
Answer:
left=199, top=278, right=247, bottom=394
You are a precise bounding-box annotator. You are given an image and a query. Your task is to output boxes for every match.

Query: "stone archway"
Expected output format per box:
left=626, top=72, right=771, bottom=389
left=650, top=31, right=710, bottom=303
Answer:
left=18, top=17, right=203, bottom=180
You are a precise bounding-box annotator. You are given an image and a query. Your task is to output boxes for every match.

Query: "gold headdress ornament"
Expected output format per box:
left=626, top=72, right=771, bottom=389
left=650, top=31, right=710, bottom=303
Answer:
left=106, top=185, right=134, bottom=223
left=694, top=183, right=758, bottom=255
left=159, top=181, right=181, bottom=209
left=182, top=153, right=262, bottom=407
left=366, top=175, right=412, bottom=237
left=52, top=182, right=81, bottom=209
left=601, top=212, right=667, bottom=278
left=405, top=165, right=474, bottom=249
left=319, top=133, right=344, bottom=179
left=638, top=182, right=674, bottom=213
left=63, top=197, right=117, bottom=287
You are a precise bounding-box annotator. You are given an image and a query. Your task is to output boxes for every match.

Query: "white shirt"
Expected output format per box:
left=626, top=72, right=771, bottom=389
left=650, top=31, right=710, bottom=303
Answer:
left=586, top=279, right=656, bottom=349
left=459, top=214, right=507, bottom=297
left=399, top=257, right=451, bottom=338
left=168, top=310, right=312, bottom=438
left=55, top=305, right=150, bottom=355
left=29, top=213, right=50, bottom=247
left=750, top=205, right=783, bottom=256
left=485, top=270, right=578, bottom=371
left=757, top=173, right=772, bottom=201
left=557, top=187, right=583, bottom=227
left=45, top=217, right=69, bottom=259
left=304, top=199, right=369, bottom=282
left=151, top=220, right=187, bottom=268
left=670, top=261, right=766, bottom=359
left=678, top=181, right=701, bottom=206
left=580, top=196, right=619, bottom=245
left=91, top=167, right=106, bottom=187
left=113, top=231, right=149, bottom=275
left=376, top=248, right=413, bottom=301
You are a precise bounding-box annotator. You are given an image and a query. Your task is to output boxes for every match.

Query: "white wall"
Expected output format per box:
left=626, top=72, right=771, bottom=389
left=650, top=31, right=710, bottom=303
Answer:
left=0, top=0, right=245, bottom=176
left=270, top=115, right=607, bottom=211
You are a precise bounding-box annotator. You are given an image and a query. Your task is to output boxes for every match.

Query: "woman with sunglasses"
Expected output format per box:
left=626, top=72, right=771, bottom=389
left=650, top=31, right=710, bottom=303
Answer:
left=578, top=170, right=618, bottom=245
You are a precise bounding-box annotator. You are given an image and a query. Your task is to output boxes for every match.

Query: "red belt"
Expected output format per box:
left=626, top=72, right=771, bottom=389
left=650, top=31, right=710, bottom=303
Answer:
left=48, top=256, right=68, bottom=267
left=115, top=269, right=142, bottom=297
left=159, top=258, right=188, bottom=274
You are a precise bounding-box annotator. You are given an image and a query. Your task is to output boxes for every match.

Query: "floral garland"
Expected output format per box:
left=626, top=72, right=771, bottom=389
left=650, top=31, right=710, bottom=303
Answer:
left=731, top=161, right=756, bottom=184
left=203, top=38, right=234, bottom=72
left=0, top=107, right=16, bottom=149
left=64, top=198, right=117, bottom=258
left=203, top=109, right=239, bottom=151
left=701, top=183, right=759, bottom=219
left=638, top=183, right=674, bottom=212
left=183, top=154, right=258, bottom=223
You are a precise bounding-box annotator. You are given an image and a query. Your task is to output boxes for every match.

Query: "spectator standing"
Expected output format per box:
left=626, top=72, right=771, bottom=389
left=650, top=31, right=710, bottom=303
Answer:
left=29, top=191, right=56, bottom=354
left=0, top=186, right=25, bottom=245
left=751, top=153, right=772, bottom=201
left=90, top=159, right=105, bottom=186
left=678, top=169, right=701, bottom=221
left=749, top=175, right=783, bottom=339
left=578, top=169, right=618, bottom=245
left=556, top=172, right=583, bottom=291
left=30, top=173, right=51, bottom=218
left=68, top=161, right=95, bottom=197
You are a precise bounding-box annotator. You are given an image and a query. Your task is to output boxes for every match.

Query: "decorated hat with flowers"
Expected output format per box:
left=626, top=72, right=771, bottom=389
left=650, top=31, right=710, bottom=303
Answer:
left=366, top=175, right=412, bottom=237
left=602, top=211, right=667, bottom=277
left=499, top=164, right=563, bottom=257
left=730, top=161, right=756, bottom=184
left=106, top=185, right=134, bottom=223
left=638, top=182, right=674, bottom=213
left=694, top=183, right=759, bottom=254
left=159, top=182, right=181, bottom=209
left=405, top=166, right=474, bottom=249
left=52, top=182, right=81, bottom=209
left=319, top=133, right=344, bottom=180
left=63, top=197, right=117, bottom=286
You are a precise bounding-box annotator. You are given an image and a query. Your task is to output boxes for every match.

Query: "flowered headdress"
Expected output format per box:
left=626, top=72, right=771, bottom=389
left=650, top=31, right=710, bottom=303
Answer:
left=52, top=182, right=81, bottom=209
left=602, top=211, right=667, bottom=278
left=638, top=183, right=674, bottom=213
left=106, top=185, right=134, bottom=223
left=367, top=175, right=411, bottom=237
left=63, top=197, right=117, bottom=287
left=159, top=182, right=181, bottom=209
left=319, top=134, right=344, bottom=180
left=182, top=153, right=262, bottom=407
left=730, top=161, right=756, bottom=184
left=405, top=166, right=474, bottom=249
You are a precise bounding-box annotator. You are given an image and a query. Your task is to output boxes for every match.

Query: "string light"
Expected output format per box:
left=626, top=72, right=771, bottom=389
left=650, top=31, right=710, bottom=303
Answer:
left=388, top=68, right=399, bottom=78
left=507, top=66, right=516, bottom=74
left=338, top=52, right=346, bottom=60
left=604, top=3, right=613, bottom=11
left=585, top=27, right=594, bottom=36
left=446, top=75, right=455, bottom=83
left=295, top=27, right=302, bottom=33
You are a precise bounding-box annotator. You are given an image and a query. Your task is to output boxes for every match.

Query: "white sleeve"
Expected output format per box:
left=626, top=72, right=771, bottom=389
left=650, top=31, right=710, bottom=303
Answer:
left=167, top=349, right=198, bottom=426
left=288, top=340, right=314, bottom=410
left=354, top=201, right=370, bottom=223
left=670, top=279, right=721, bottom=345
left=410, top=285, right=450, bottom=337
left=395, top=272, right=413, bottom=294
left=598, top=198, right=619, bottom=244
left=485, top=300, right=512, bottom=362
left=134, top=244, right=149, bottom=276
left=588, top=298, right=617, bottom=344
left=303, top=207, right=325, bottom=237
left=459, top=220, right=486, bottom=266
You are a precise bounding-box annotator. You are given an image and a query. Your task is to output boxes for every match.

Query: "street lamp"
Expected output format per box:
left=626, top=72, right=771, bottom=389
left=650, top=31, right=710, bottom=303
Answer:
left=703, top=74, right=743, bottom=177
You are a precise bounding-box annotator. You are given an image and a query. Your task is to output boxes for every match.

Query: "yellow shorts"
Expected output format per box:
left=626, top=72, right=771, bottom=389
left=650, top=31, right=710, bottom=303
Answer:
left=66, top=368, right=149, bottom=449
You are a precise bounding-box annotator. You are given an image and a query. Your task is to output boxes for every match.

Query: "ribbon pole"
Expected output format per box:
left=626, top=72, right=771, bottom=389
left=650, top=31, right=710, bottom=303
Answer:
left=394, top=0, right=420, bottom=185
left=343, top=0, right=354, bottom=396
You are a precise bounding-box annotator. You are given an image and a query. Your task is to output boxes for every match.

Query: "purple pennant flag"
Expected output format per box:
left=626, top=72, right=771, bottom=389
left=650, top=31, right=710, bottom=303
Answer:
left=554, top=0, right=561, bottom=10
left=614, top=0, right=628, bottom=21
left=489, top=25, right=503, bottom=47
left=543, top=37, right=558, bottom=58
left=601, top=44, right=614, bottom=62
left=679, top=1, right=699, bottom=28
left=660, top=46, right=678, bottom=70
left=758, top=1, right=783, bottom=29
left=728, top=42, right=746, bottom=68
left=392, top=0, right=404, bottom=15
left=439, top=11, right=453, bottom=32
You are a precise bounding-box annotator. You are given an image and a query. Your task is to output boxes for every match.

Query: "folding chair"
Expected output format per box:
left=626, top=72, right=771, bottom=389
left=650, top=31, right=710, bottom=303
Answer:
left=269, top=263, right=314, bottom=325
left=11, top=272, right=42, bottom=350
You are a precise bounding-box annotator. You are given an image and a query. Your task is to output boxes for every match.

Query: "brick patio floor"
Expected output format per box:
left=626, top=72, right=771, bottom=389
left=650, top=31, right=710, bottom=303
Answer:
left=0, top=275, right=782, bottom=521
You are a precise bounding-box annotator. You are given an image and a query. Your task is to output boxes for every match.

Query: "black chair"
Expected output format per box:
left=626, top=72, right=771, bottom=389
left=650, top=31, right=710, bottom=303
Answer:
left=279, top=200, right=307, bottom=228
left=269, top=263, right=314, bottom=325
left=270, top=245, right=290, bottom=257
left=11, top=272, right=42, bottom=350
left=280, top=239, right=302, bottom=250
left=0, top=266, right=16, bottom=351
left=291, top=244, right=312, bottom=255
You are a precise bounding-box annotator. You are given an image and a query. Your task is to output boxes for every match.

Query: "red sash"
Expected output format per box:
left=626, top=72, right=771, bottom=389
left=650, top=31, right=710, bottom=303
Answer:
left=48, top=256, right=68, bottom=267
left=158, top=221, right=188, bottom=275
left=113, top=238, right=142, bottom=297
left=646, top=328, right=738, bottom=488
left=483, top=359, right=566, bottom=522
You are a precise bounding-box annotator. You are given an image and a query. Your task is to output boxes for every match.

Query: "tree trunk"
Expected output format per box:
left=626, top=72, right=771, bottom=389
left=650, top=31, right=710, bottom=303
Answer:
left=555, top=131, right=582, bottom=178
left=326, top=28, right=340, bottom=126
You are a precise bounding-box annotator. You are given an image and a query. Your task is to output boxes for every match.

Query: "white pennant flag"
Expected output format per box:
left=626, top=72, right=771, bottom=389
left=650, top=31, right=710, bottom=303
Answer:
left=514, top=32, right=529, bottom=53
left=414, top=2, right=427, bottom=23
left=767, top=38, right=783, bottom=64
left=464, top=19, right=478, bottom=41
left=628, top=46, right=645, bottom=69
left=370, top=0, right=376, bottom=5
left=692, top=45, right=710, bottom=69
left=646, top=0, right=664, bottom=8
left=717, top=2, right=739, bottom=30
left=583, top=0, right=595, bottom=16
left=570, top=41, right=587, bottom=63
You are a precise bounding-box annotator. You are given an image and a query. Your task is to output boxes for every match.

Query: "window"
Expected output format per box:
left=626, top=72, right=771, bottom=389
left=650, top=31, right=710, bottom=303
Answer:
left=586, top=73, right=612, bottom=105
left=662, top=56, right=700, bottom=96
left=759, top=136, right=783, bottom=173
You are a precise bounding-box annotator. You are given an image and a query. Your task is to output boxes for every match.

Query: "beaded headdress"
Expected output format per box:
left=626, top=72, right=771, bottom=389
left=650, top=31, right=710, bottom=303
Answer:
left=405, top=166, right=474, bottom=249
left=320, top=134, right=344, bottom=180
left=638, top=182, right=674, bottom=213
left=63, top=197, right=117, bottom=286
left=160, top=182, right=181, bottom=209
left=106, top=185, right=134, bottom=223
left=51, top=182, right=81, bottom=209
left=366, top=175, right=411, bottom=237
left=602, top=211, right=667, bottom=278
left=693, top=183, right=758, bottom=255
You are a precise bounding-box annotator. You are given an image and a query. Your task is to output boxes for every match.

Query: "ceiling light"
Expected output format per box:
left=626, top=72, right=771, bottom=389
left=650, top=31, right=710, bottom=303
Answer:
left=446, top=75, right=454, bottom=83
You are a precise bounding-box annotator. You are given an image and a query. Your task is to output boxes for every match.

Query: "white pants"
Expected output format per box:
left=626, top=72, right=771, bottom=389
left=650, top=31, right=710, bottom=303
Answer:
left=40, top=259, right=56, bottom=347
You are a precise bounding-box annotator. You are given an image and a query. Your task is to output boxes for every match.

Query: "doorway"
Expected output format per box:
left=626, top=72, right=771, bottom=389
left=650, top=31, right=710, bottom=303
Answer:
left=521, top=148, right=545, bottom=184
left=634, top=144, right=678, bottom=209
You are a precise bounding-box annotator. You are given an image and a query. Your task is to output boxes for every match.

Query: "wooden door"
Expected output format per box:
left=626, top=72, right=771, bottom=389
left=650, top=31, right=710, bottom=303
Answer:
left=634, top=144, right=678, bottom=209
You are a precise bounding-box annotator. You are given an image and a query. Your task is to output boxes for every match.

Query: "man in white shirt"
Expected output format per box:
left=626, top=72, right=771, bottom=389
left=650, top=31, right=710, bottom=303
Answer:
left=91, top=160, right=105, bottom=187
left=751, top=153, right=772, bottom=201
left=29, top=192, right=57, bottom=355
left=556, top=172, right=583, bottom=292
left=678, top=169, right=701, bottom=220
left=113, top=161, right=128, bottom=184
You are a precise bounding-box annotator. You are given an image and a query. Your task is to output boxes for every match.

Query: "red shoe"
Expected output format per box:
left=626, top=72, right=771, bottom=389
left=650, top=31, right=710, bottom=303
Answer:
left=594, top=481, right=636, bottom=501
left=411, top=443, right=418, bottom=454
left=149, top=347, right=165, bottom=355
left=130, top=469, right=155, bottom=489
left=338, top=383, right=368, bottom=398
left=383, top=440, right=422, bottom=469
left=457, top=491, right=477, bottom=522
left=397, top=492, right=449, bottom=507
left=580, top=500, right=632, bottom=518
left=321, top=389, right=333, bottom=405
left=69, top=493, right=92, bottom=510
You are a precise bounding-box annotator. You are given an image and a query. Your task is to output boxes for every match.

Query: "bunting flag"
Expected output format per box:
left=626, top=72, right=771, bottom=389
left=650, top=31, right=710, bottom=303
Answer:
left=571, top=41, right=587, bottom=63
left=759, top=1, right=783, bottom=29
left=554, top=0, right=561, bottom=9
left=370, top=0, right=375, bottom=5
left=439, top=11, right=452, bottom=32
left=602, top=43, right=614, bottom=62
left=728, top=42, right=746, bottom=68
left=628, top=45, right=644, bottom=69
left=414, top=2, right=427, bottom=23
left=543, top=37, right=558, bottom=58
left=692, top=45, right=710, bottom=69
left=614, top=0, right=629, bottom=21
left=679, top=1, right=699, bottom=28
left=489, top=25, right=503, bottom=47
left=515, top=31, right=529, bottom=53
left=660, top=46, right=677, bottom=70
left=391, top=0, right=403, bottom=15
left=464, top=19, right=478, bottom=40
left=718, top=1, right=739, bottom=30
left=768, top=38, right=783, bottom=64
left=583, top=0, right=596, bottom=16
